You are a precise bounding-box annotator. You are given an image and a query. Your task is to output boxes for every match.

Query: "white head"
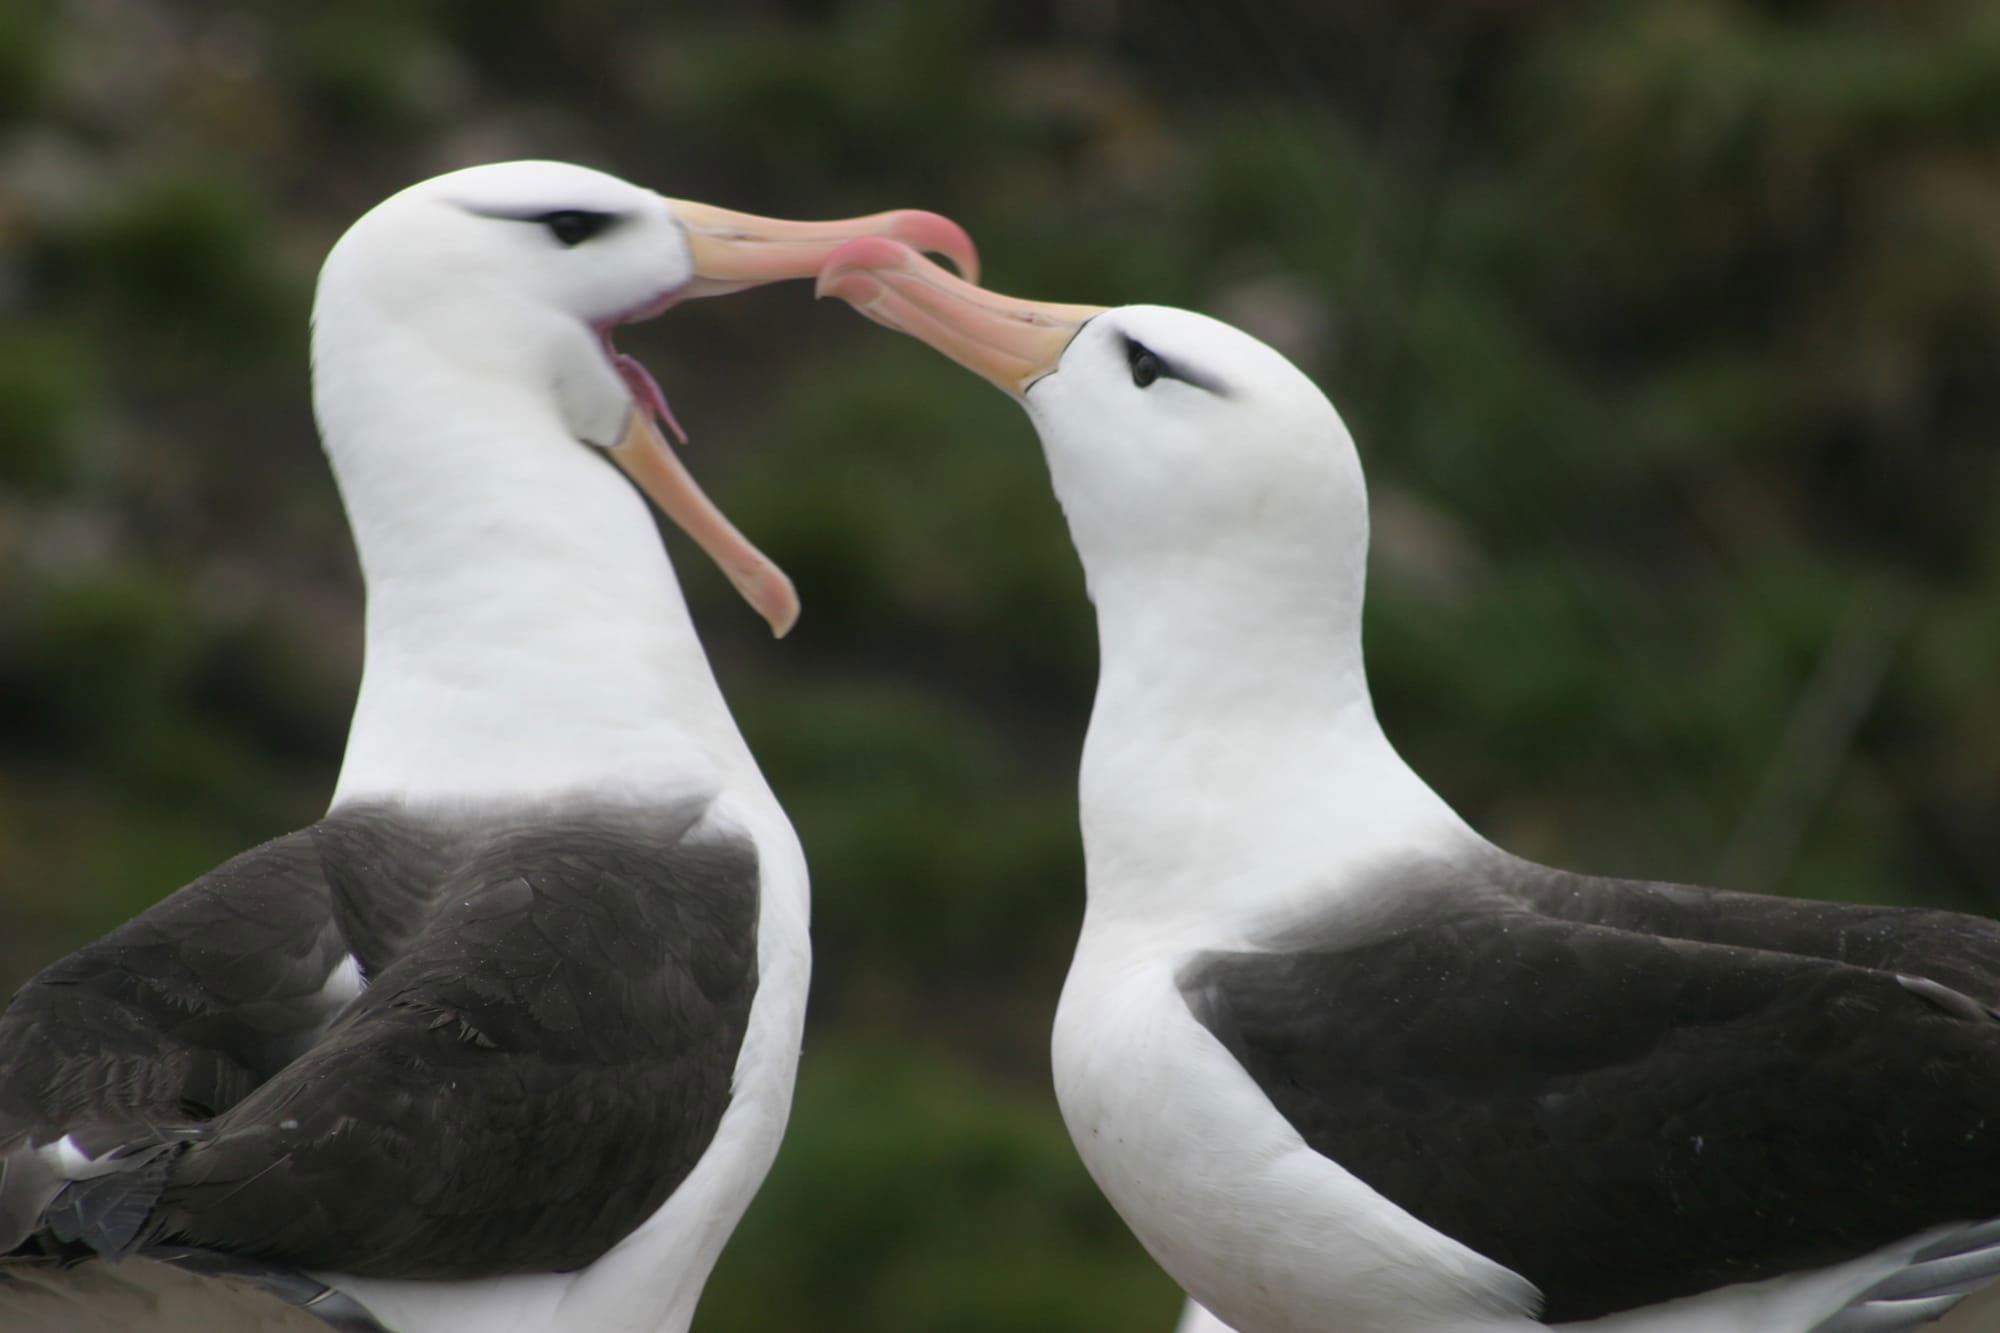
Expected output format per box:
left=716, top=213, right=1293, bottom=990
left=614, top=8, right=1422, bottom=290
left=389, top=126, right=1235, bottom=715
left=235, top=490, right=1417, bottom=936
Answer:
left=324, top=161, right=702, bottom=375
left=313, top=161, right=980, bottom=636
left=817, top=243, right=1484, bottom=926
left=312, top=164, right=978, bottom=806
left=816, top=241, right=1370, bottom=643
left=1020, top=306, right=1367, bottom=604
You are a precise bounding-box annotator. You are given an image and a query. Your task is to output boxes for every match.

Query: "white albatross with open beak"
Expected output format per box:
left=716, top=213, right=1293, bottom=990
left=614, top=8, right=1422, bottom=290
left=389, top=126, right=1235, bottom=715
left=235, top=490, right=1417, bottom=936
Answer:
left=0, top=162, right=976, bottom=1333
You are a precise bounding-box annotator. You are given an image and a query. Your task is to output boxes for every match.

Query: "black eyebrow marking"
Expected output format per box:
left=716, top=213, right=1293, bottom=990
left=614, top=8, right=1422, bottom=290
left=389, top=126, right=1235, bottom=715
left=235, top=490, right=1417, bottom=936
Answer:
left=458, top=203, right=628, bottom=243
left=1121, top=334, right=1231, bottom=397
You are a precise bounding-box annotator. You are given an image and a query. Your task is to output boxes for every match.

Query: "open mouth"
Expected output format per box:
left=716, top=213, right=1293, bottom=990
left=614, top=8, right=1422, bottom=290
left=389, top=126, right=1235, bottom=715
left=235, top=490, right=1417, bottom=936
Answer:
left=599, top=289, right=691, bottom=444
left=601, top=322, right=688, bottom=447
left=590, top=198, right=979, bottom=639
left=594, top=298, right=801, bottom=639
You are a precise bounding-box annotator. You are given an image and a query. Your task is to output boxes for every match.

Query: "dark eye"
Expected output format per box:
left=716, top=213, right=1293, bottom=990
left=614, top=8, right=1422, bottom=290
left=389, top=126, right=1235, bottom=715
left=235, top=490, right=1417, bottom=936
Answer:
left=1127, top=340, right=1163, bottom=389
left=535, top=210, right=617, bottom=247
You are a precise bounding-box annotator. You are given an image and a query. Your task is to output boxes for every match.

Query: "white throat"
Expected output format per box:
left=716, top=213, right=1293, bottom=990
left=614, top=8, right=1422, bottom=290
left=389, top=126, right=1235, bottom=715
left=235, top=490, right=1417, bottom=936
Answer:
left=314, top=293, right=759, bottom=812
left=1072, top=521, right=1481, bottom=936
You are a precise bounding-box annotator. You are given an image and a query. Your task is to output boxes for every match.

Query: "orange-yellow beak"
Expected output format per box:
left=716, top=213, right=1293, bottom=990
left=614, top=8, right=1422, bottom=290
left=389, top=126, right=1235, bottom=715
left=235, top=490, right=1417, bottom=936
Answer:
left=815, top=236, right=1103, bottom=397
left=610, top=205, right=981, bottom=638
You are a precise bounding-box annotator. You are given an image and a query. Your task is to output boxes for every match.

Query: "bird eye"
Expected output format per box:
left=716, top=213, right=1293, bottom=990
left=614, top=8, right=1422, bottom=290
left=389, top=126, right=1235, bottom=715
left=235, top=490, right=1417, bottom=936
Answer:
left=1126, top=339, right=1163, bottom=389
left=535, top=210, right=618, bottom=248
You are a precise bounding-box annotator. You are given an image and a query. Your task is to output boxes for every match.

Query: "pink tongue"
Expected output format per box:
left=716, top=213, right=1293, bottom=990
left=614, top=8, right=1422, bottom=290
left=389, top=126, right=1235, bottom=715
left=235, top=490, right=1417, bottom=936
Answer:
left=613, top=352, right=689, bottom=446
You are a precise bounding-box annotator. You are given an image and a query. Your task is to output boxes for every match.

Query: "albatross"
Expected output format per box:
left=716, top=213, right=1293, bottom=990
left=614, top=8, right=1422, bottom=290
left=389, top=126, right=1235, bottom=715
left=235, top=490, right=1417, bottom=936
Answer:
left=817, top=238, right=2000, bottom=1333
left=0, top=161, right=976, bottom=1333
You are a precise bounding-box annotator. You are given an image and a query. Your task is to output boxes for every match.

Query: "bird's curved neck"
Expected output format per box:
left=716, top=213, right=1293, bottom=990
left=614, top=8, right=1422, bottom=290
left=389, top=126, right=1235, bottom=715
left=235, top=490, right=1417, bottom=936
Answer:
left=1074, top=540, right=1476, bottom=930
left=315, top=322, right=762, bottom=812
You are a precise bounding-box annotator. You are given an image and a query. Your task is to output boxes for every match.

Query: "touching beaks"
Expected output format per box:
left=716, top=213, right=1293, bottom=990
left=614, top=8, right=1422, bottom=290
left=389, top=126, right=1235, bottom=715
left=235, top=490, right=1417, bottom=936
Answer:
left=815, top=237, right=1103, bottom=397
left=669, top=200, right=980, bottom=299
left=607, top=200, right=979, bottom=636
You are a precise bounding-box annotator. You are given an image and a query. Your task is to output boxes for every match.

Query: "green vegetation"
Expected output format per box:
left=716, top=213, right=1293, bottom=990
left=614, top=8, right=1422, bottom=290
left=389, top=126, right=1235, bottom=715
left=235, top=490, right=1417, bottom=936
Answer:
left=1, top=2, right=1995, bottom=1327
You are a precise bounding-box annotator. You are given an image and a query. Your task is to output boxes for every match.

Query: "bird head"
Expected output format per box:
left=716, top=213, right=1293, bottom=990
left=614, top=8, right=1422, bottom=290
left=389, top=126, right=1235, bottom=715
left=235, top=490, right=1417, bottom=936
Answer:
left=316, top=161, right=979, bottom=636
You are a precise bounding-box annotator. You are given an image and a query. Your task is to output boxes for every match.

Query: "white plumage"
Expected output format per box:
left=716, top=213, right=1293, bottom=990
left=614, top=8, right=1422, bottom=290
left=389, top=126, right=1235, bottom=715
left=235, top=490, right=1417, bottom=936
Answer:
left=818, top=241, right=2000, bottom=1333
left=1, top=162, right=975, bottom=1333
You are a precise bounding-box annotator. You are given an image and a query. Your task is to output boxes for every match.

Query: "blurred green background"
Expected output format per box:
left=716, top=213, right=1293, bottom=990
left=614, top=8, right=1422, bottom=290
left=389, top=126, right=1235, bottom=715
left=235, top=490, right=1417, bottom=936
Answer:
left=1, top=1, right=1997, bottom=1328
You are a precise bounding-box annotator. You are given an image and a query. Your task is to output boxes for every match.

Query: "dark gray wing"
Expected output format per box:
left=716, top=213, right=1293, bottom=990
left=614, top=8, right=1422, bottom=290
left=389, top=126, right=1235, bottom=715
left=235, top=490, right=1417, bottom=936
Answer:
left=0, top=807, right=457, bottom=1252
left=0, top=830, right=358, bottom=1249
left=0, top=809, right=459, bottom=1152
left=1494, top=853, right=2000, bottom=1003
left=139, top=810, right=761, bottom=1278
left=310, top=809, right=461, bottom=973
left=1182, top=891, right=2000, bottom=1323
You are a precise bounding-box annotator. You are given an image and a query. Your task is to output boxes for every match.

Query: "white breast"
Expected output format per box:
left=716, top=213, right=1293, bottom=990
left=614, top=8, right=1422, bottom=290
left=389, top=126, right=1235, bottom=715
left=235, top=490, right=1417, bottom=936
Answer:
left=1051, top=924, right=1543, bottom=1333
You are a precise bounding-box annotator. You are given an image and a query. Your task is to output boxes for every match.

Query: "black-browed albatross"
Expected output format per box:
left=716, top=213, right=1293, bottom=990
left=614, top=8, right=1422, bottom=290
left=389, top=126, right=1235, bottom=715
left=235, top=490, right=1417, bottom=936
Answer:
left=0, top=161, right=977, bottom=1333
left=818, top=238, right=2000, bottom=1333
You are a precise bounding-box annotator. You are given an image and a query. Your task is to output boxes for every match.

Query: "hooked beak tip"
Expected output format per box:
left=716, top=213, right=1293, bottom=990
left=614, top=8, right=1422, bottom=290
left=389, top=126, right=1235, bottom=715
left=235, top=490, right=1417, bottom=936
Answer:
left=754, top=570, right=802, bottom=638
left=889, top=211, right=979, bottom=285
left=814, top=237, right=917, bottom=318
left=814, top=267, right=887, bottom=312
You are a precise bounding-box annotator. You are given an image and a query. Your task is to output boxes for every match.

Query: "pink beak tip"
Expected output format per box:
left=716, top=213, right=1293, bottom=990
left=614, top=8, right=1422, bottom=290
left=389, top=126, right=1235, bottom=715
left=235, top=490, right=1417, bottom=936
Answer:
left=815, top=271, right=880, bottom=309
left=820, top=235, right=918, bottom=277
left=887, top=210, right=979, bottom=284
left=816, top=237, right=930, bottom=312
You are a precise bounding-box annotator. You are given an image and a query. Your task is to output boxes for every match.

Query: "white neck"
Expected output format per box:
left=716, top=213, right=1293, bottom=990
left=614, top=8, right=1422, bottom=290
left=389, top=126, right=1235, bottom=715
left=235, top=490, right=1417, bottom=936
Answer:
left=314, top=306, right=762, bottom=812
left=1074, top=533, right=1481, bottom=935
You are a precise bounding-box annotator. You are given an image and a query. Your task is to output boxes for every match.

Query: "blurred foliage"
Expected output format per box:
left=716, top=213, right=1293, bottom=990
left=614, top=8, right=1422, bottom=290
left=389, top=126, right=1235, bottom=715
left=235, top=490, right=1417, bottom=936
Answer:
left=0, top=0, right=1996, bottom=1327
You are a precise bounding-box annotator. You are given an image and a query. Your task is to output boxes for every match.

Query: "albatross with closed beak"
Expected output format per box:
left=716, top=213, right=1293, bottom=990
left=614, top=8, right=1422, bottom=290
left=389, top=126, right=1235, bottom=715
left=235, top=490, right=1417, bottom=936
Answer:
left=817, top=237, right=2000, bottom=1333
